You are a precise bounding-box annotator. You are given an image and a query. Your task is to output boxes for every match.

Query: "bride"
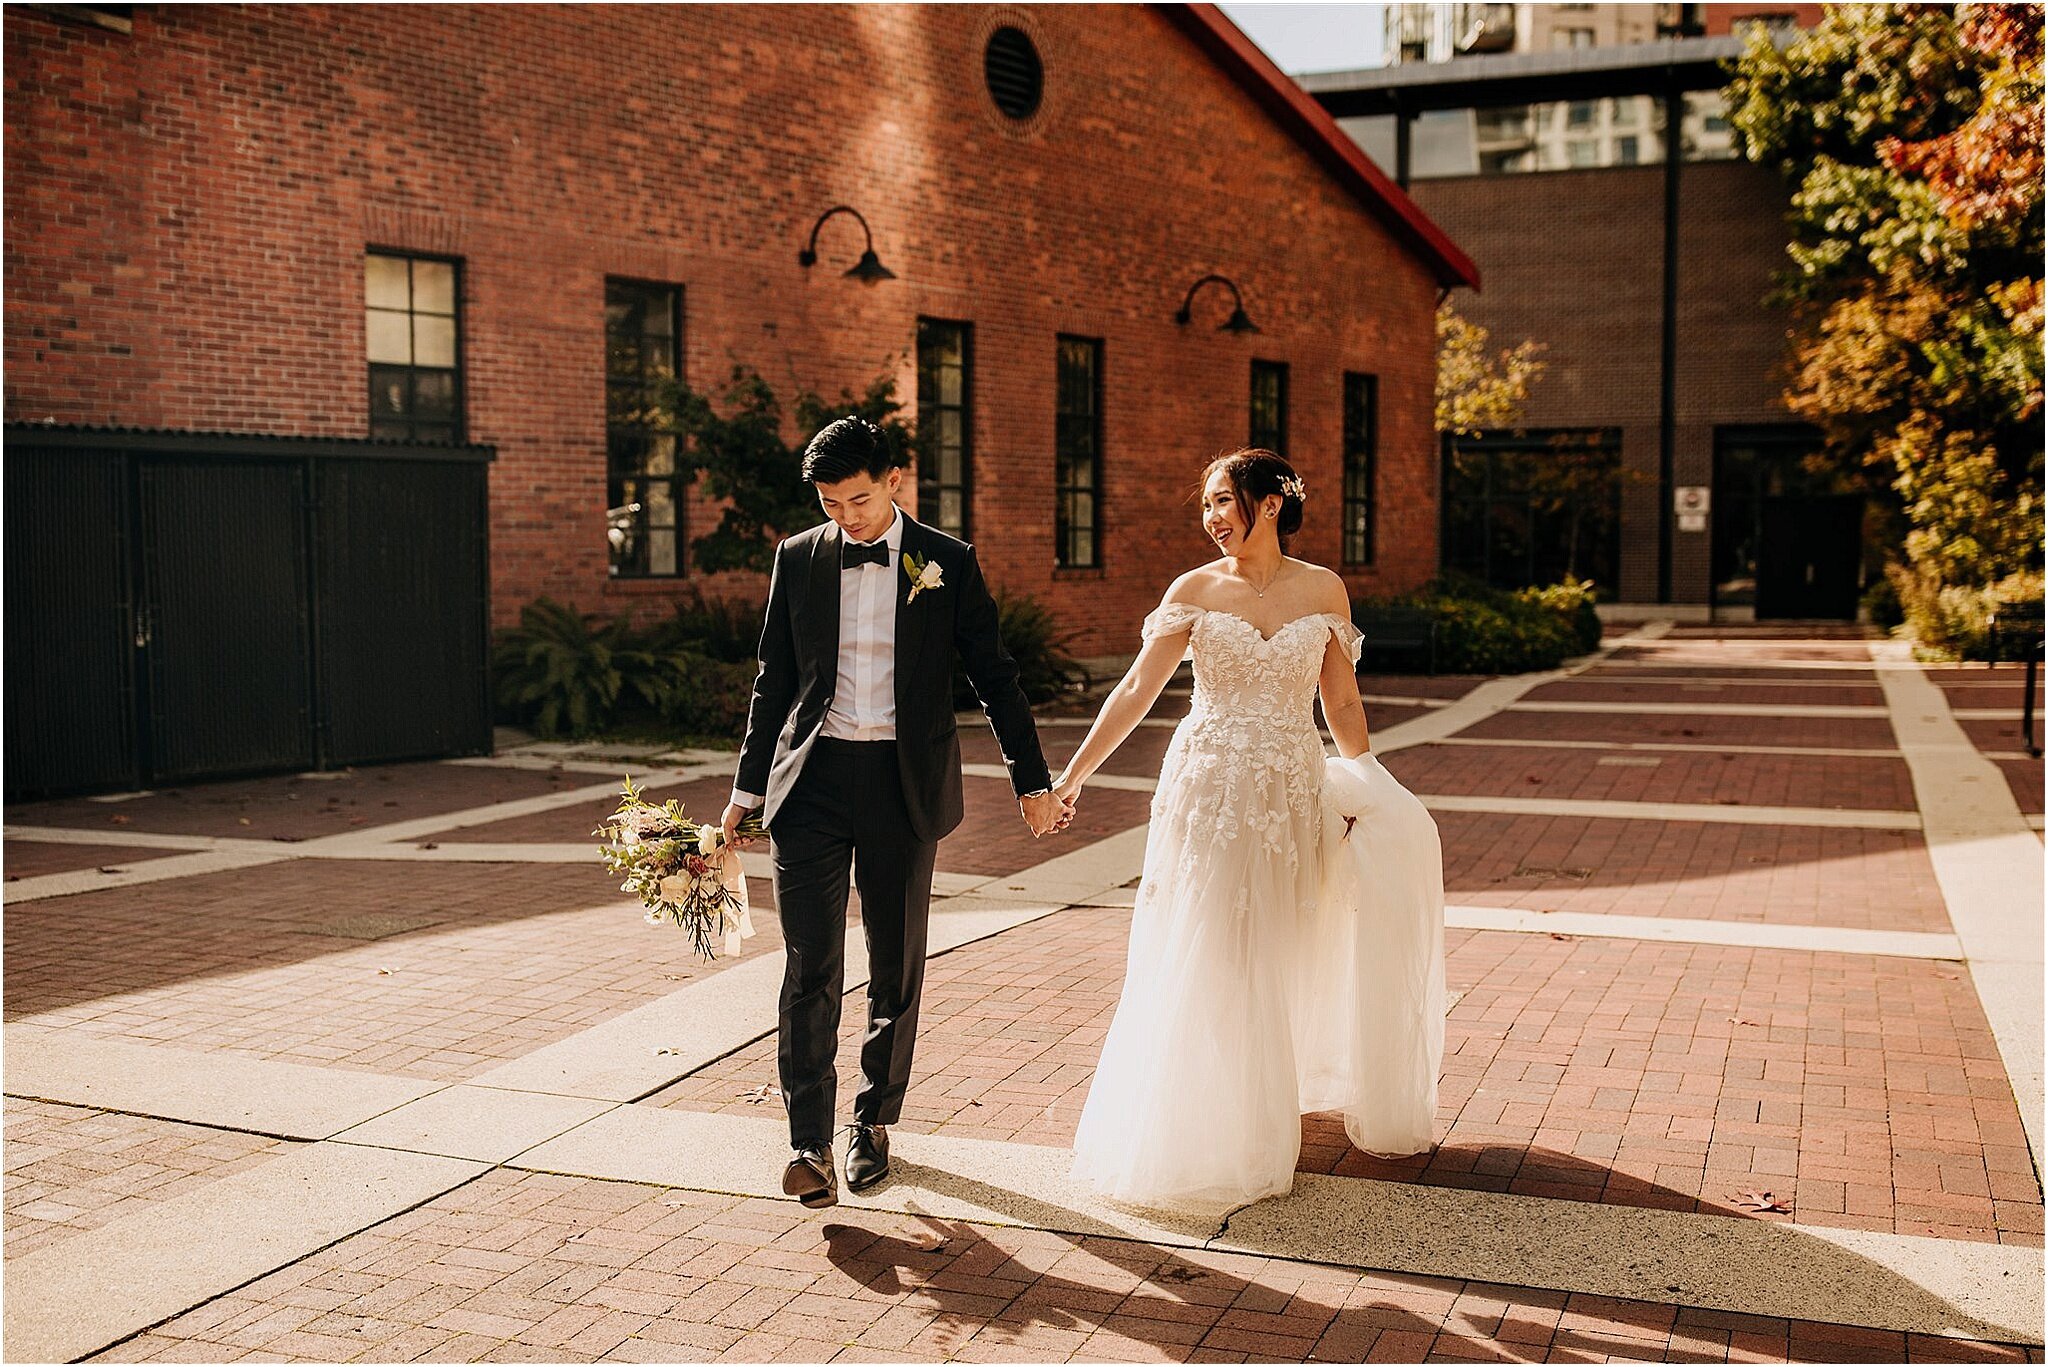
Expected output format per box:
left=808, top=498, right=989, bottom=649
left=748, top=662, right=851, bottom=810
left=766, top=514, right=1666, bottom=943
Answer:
left=1055, top=448, right=1446, bottom=1215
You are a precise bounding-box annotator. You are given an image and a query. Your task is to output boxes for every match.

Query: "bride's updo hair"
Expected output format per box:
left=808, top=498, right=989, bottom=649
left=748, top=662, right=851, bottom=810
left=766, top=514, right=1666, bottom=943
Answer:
left=1202, top=448, right=1305, bottom=551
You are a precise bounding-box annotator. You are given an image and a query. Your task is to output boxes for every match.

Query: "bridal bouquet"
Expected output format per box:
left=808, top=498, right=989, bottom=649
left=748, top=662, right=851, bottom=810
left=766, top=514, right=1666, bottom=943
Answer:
left=594, top=777, right=763, bottom=961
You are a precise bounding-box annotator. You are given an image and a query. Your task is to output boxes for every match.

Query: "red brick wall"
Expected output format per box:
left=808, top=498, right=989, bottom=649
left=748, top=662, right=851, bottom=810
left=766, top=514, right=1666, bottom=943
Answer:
left=5, top=4, right=1447, bottom=655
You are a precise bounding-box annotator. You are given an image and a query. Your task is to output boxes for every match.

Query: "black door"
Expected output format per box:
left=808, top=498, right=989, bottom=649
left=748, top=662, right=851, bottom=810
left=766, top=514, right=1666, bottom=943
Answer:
left=3, top=451, right=140, bottom=796
left=137, top=460, right=315, bottom=782
left=315, top=459, right=491, bottom=764
left=1757, top=495, right=1863, bottom=619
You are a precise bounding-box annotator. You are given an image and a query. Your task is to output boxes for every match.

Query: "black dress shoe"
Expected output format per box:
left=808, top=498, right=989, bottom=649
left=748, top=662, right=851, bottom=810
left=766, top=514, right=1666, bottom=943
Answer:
left=782, top=1145, right=837, bottom=1208
left=845, top=1122, right=889, bottom=1192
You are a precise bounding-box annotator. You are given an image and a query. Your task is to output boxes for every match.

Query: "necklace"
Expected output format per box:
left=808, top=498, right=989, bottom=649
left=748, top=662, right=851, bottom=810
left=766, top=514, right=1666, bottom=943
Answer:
left=1234, top=560, right=1282, bottom=598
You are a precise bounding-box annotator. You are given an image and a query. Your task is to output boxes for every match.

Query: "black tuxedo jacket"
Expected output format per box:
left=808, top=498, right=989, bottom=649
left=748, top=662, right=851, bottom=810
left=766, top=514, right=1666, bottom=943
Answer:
left=734, top=511, right=1052, bottom=843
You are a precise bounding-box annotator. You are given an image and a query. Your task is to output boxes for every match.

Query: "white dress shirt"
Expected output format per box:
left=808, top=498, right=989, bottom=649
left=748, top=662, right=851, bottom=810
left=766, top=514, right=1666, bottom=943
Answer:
left=731, top=506, right=902, bottom=810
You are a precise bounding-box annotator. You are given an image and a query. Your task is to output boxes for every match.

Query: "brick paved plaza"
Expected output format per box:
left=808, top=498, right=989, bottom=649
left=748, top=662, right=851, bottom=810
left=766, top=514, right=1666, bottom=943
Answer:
left=4, top=624, right=2043, bottom=1363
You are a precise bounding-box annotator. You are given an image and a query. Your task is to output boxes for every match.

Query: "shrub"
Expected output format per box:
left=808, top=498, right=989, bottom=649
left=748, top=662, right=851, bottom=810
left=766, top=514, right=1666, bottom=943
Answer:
left=492, top=598, right=679, bottom=739
left=1892, top=565, right=2045, bottom=661
left=1861, top=573, right=1906, bottom=629
left=1354, top=576, right=1588, bottom=674
left=648, top=591, right=766, bottom=665
left=952, top=593, right=1088, bottom=709
left=1514, top=578, right=1603, bottom=654
left=658, top=650, right=758, bottom=738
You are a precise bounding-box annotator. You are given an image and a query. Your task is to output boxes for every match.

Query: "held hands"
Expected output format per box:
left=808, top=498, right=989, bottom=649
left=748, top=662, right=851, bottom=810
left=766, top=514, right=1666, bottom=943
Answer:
left=1019, top=789, right=1074, bottom=839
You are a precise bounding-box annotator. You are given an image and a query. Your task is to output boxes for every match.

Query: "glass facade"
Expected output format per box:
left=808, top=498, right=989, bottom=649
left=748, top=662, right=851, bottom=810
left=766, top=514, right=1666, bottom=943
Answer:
left=917, top=319, right=973, bottom=538
left=604, top=279, right=683, bottom=578
left=1441, top=430, right=1623, bottom=593
left=1356, top=88, right=1739, bottom=180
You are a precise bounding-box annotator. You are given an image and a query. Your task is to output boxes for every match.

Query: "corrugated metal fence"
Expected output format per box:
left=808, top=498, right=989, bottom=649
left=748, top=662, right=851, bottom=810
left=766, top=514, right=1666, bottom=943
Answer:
left=4, top=427, right=494, bottom=800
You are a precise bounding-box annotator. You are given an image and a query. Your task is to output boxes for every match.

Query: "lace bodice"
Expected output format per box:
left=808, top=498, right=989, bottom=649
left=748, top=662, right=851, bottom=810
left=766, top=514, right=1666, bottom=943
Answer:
left=1141, top=603, right=1362, bottom=730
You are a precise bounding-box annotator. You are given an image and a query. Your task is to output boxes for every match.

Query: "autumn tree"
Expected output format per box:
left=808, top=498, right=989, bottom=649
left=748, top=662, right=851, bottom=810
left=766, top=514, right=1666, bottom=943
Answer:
left=1435, top=299, right=1548, bottom=436
left=1727, top=3, right=2044, bottom=654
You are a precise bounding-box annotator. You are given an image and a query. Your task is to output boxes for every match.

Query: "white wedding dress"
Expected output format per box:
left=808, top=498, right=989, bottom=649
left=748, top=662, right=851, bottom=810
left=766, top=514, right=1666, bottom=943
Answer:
left=1069, top=604, right=1446, bottom=1215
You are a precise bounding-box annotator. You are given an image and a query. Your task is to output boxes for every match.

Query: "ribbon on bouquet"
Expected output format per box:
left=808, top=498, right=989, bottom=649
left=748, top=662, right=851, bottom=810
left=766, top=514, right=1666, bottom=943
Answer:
left=712, top=842, right=756, bottom=957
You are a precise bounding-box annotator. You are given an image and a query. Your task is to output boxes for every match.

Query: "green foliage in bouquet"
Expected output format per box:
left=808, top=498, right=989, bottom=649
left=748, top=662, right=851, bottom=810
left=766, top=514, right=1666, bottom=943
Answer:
left=595, top=777, right=764, bottom=961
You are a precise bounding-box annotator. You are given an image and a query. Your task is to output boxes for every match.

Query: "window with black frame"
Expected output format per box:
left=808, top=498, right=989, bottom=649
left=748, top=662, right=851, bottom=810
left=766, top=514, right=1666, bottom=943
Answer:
left=917, top=319, right=973, bottom=538
left=1342, top=373, right=1377, bottom=566
left=1441, top=429, right=1622, bottom=593
left=1054, top=336, right=1103, bottom=569
left=1250, top=360, right=1288, bottom=454
left=365, top=251, right=461, bottom=443
left=605, top=279, right=684, bottom=578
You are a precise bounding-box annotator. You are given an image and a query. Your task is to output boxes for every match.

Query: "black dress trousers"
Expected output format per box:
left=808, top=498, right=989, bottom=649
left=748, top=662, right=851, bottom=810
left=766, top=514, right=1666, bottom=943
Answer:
left=769, top=736, right=939, bottom=1150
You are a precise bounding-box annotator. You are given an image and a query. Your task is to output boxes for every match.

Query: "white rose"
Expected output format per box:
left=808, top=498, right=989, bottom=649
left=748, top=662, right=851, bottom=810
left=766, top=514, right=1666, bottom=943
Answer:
left=658, top=873, right=694, bottom=904
left=697, top=826, right=722, bottom=856
left=917, top=563, right=943, bottom=591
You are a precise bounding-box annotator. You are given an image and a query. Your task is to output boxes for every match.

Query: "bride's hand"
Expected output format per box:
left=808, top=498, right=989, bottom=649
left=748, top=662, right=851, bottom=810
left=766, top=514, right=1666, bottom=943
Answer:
left=1053, top=771, right=1084, bottom=809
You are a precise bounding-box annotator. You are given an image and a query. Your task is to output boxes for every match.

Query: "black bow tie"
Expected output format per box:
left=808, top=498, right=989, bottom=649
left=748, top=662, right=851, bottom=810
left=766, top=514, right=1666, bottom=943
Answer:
left=841, top=540, right=890, bottom=570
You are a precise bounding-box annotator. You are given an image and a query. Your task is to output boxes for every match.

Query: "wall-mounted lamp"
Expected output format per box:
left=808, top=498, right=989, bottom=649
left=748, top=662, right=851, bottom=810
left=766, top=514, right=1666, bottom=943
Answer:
left=798, top=205, right=896, bottom=283
left=1174, top=274, right=1259, bottom=334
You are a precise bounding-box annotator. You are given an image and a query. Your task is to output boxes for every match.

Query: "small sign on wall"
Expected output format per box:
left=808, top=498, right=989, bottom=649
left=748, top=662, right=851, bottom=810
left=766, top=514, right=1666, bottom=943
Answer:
left=1674, top=485, right=1709, bottom=533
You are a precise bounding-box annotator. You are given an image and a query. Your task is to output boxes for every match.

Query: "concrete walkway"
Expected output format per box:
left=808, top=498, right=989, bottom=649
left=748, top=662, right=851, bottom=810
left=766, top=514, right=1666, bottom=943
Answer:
left=4, top=625, right=2042, bottom=1364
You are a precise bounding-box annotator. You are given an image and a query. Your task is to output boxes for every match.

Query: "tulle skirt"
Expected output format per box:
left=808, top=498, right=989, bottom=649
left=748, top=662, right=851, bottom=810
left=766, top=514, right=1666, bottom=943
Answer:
left=1070, top=749, right=1445, bottom=1215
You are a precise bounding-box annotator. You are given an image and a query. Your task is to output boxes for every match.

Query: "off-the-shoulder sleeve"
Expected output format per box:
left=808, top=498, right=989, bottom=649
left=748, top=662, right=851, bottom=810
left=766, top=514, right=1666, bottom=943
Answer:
left=1324, top=613, right=1363, bottom=667
left=1141, top=601, right=1205, bottom=654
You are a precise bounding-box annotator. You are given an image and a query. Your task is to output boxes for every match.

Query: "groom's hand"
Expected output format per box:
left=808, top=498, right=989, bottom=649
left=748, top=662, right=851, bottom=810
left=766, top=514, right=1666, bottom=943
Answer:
left=1020, top=790, right=1071, bottom=838
left=720, top=801, right=757, bottom=848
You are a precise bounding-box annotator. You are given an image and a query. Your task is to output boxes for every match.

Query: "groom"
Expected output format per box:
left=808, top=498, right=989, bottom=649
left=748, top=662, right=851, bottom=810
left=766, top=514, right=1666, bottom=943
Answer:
left=720, top=416, right=1070, bottom=1209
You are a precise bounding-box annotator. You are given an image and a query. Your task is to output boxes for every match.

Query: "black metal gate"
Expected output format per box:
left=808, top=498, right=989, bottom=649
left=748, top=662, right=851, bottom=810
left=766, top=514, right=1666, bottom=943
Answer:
left=4, top=427, right=495, bottom=799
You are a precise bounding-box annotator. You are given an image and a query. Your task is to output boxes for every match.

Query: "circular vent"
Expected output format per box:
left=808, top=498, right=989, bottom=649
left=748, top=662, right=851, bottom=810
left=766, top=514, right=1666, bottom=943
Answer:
left=984, top=26, right=1043, bottom=121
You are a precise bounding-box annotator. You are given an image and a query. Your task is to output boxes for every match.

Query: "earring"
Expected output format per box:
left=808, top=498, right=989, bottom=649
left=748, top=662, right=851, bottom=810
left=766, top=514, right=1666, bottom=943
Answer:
left=1266, top=509, right=1276, bottom=518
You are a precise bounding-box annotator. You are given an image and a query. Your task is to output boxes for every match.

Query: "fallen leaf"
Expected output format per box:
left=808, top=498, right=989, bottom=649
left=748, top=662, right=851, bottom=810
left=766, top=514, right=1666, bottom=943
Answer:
left=376, top=968, right=393, bottom=976
left=655, top=1047, right=683, bottom=1056
left=1729, top=1018, right=1759, bottom=1027
left=420, top=842, right=439, bottom=850
left=110, top=814, right=131, bottom=825
left=1547, top=932, right=1572, bottom=941
left=969, top=1100, right=984, bottom=1108
left=739, top=1083, right=780, bottom=1104
left=1730, top=1190, right=1791, bottom=1214
left=1155, top=1266, right=1203, bottom=1283
left=238, top=818, right=251, bottom=826
left=98, top=865, right=126, bottom=875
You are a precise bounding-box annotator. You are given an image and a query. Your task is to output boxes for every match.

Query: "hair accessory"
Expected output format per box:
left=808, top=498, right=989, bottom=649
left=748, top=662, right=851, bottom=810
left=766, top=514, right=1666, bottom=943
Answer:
left=1279, top=474, right=1306, bottom=501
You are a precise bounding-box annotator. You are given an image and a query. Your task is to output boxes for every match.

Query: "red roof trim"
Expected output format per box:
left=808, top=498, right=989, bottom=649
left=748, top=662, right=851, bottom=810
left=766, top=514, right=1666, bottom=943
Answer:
left=1157, top=4, right=1481, bottom=291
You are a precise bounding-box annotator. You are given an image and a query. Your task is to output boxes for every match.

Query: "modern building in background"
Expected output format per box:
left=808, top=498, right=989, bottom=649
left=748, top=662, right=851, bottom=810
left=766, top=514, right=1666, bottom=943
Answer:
left=1308, top=3, right=1852, bottom=622
left=5, top=3, right=1473, bottom=796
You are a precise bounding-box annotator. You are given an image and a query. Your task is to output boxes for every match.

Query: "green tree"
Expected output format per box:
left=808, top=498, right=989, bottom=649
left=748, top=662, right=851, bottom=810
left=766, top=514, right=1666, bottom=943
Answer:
left=1435, top=299, right=1548, bottom=436
left=646, top=365, right=915, bottom=575
left=1726, top=3, right=2043, bottom=651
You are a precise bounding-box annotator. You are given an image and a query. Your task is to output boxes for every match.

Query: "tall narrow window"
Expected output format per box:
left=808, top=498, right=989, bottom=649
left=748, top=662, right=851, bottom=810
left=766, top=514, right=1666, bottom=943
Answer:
left=605, top=279, right=684, bottom=578
left=1249, top=360, right=1288, bottom=454
left=365, top=251, right=461, bottom=442
left=1342, top=373, right=1378, bottom=566
left=1054, top=336, right=1103, bottom=568
left=917, top=319, right=973, bottom=538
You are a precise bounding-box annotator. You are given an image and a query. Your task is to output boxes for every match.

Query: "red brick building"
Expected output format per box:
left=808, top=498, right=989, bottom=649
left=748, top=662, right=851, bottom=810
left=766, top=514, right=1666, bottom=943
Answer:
left=6, top=2, right=1474, bottom=670
left=1307, top=25, right=1865, bottom=621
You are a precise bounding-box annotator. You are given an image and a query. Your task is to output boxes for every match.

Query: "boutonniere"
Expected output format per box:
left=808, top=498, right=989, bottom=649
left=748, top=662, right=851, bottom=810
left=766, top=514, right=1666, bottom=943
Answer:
left=903, top=552, right=944, bottom=603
